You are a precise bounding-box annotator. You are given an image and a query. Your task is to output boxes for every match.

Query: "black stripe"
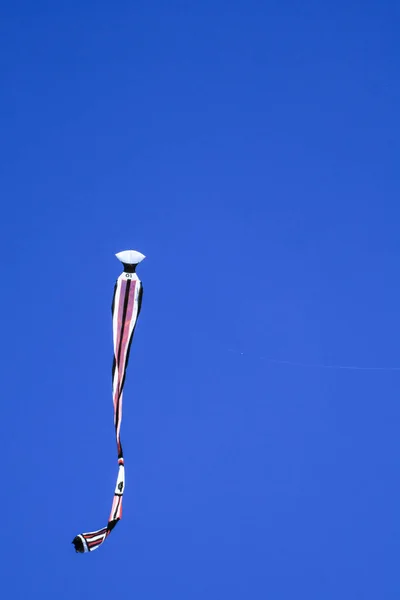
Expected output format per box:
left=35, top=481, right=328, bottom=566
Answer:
left=111, top=281, right=117, bottom=314
left=112, top=355, right=116, bottom=383
left=126, top=284, right=143, bottom=365
left=137, top=284, right=143, bottom=317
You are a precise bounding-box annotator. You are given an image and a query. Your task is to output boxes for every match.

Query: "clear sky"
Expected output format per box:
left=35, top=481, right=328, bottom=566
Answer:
left=1, top=1, right=400, bottom=598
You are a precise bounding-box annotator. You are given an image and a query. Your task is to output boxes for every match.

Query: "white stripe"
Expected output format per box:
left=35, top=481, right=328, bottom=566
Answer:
left=114, top=465, right=125, bottom=494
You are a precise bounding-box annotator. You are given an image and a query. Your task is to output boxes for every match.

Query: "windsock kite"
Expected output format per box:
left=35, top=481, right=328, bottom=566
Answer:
left=72, top=250, right=145, bottom=553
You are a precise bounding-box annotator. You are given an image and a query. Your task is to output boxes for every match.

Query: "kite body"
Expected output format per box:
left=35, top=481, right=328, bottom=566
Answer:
left=72, top=250, right=145, bottom=553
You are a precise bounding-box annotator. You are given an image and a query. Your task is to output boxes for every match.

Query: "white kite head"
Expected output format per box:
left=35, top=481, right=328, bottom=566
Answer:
left=115, top=250, right=146, bottom=265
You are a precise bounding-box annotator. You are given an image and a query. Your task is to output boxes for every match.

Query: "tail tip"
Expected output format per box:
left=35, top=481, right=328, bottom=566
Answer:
left=72, top=535, right=86, bottom=553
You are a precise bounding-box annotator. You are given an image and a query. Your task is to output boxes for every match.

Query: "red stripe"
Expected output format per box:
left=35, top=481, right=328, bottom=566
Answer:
left=84, top=530, right=107, bottom=540
left=88, top=539, right=104, bottom=548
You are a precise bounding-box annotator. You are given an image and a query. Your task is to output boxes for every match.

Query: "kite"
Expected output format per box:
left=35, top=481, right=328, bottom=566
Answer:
left=72, top=249, right=145, bottom=553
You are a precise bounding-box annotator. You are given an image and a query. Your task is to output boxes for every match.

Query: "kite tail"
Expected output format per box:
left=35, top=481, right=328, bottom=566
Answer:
left=72, top=457, right=126, bottom=553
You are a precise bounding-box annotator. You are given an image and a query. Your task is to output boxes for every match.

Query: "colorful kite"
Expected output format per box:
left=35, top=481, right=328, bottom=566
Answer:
left=72, top=250, right=145, bottom=553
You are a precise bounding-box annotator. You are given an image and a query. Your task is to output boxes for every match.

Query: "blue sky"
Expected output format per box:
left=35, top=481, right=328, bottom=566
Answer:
left=1, top=0, right=400, bottom=597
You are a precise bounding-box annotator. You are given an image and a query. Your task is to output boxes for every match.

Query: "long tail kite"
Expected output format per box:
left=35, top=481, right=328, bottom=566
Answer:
left=72, top=249, right=145, bottom=553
